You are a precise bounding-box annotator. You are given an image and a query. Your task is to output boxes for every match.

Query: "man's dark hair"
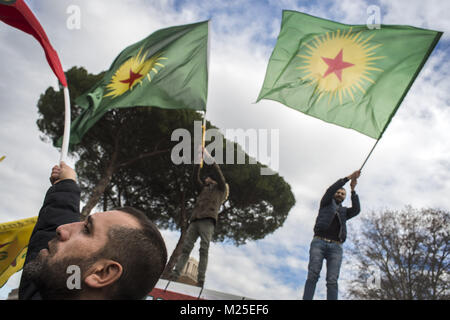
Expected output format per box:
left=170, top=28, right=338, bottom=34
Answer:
left=98, top=206, right=167, bottom=299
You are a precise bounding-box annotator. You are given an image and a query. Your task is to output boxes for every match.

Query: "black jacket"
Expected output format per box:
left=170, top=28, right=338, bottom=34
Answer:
left=18, top=179, right=81, bottom=300
left=313, top=178, right=360, bottom=243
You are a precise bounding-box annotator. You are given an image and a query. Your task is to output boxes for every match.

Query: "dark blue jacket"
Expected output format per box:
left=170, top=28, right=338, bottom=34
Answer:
left=18, top=179, right=81, bottom=300
left=313, top=178, right=360, bottom=243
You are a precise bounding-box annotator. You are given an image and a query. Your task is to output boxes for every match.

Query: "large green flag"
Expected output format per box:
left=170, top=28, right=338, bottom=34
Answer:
left=257, top=11, right=442, bottom=139
left=65, top=21, right=209, bottom=145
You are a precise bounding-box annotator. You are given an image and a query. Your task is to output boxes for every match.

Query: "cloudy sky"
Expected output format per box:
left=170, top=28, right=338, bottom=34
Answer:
left=1, top=0, right=449, bottom=300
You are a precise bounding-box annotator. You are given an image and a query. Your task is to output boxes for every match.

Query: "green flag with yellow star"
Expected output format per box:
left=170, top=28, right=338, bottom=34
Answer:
left=63, top=21, right=208, bottom=146
left=256, top=11, right=442, bottom=139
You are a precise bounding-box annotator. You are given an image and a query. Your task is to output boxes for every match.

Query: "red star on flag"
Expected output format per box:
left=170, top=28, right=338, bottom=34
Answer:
left=322, top=49, right=354, bottom=82
left=120, top=69, right=143, bottom=89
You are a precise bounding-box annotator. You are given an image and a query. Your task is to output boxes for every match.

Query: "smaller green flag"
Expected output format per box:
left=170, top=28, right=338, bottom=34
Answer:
left=63, top=21, right=209, bottom=146
left=257, top=11, right=442, bottom=139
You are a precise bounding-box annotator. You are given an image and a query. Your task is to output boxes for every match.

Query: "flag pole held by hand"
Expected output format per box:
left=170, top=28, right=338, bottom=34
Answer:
left=360, top=139, right=380, bottom=171
left=60, top=86, right=71, bottom=163
left=200, top=113, right=206, bottom=168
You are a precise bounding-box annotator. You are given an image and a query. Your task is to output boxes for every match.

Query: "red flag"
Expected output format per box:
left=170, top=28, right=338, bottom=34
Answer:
left=0, top=0, right=67, bottom=87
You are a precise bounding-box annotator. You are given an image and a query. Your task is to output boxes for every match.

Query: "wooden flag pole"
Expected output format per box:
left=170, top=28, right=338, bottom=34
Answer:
left=200, top=111, right=206, bottom=168
left=60, top=86, right=71, bottom=163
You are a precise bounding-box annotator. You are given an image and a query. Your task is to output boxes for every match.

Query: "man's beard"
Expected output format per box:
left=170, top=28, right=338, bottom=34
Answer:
left=22, top=249, right=96, bottom=300
left=334, top=196, right=343, bottom=204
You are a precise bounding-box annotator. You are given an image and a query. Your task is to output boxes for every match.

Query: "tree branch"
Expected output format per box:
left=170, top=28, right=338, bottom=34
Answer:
left=115, top=149, right=170, bottom=169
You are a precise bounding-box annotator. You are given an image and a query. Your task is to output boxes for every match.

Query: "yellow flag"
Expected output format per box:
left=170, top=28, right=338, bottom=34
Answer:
left=0, top=217, right=37, bottom=288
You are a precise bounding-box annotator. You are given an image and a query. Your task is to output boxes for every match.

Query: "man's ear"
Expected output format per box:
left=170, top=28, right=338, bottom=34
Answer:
left=84, top=259, right=123, bottom=289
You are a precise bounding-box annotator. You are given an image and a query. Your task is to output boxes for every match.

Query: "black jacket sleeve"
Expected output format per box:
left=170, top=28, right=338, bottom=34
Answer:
left=319, top=177, right=349, bottom=208
left=346, top=191, right=361, bottom=220
left=18, top=179, right=81, bottom=300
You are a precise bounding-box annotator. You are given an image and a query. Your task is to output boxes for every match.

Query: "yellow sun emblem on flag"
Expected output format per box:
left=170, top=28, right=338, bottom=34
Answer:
left=104, top=47, right=167, bottom=98
left=296, top=28, right=384, bottom=105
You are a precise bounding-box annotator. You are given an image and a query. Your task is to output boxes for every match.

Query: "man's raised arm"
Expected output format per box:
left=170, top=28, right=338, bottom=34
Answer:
left=203, top=148, right=227, bottom=191
left=19, top=162, right=80, bottom=299
left=347, top=170, right=361, bottom=219
left=319, top=170, right=361, bottom=208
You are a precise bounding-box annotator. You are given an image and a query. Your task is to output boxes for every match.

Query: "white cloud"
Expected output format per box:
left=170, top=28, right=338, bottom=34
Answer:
left=381, top=0, right=450, bottom=39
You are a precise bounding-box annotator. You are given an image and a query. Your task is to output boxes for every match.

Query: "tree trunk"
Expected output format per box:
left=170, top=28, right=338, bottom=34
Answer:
left=103, top=191, right=108, bottom=212
left=162, top=189, right=189, bottom=278
left=81, top=149, right=118, bottom=217
left=80, top=142, right=169, bottom=218
left=117, top=186, right=122, bottom=207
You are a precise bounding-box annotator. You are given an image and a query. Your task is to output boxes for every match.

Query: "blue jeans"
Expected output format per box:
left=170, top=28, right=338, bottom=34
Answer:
left=303, top=238, right=343, bottom=300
